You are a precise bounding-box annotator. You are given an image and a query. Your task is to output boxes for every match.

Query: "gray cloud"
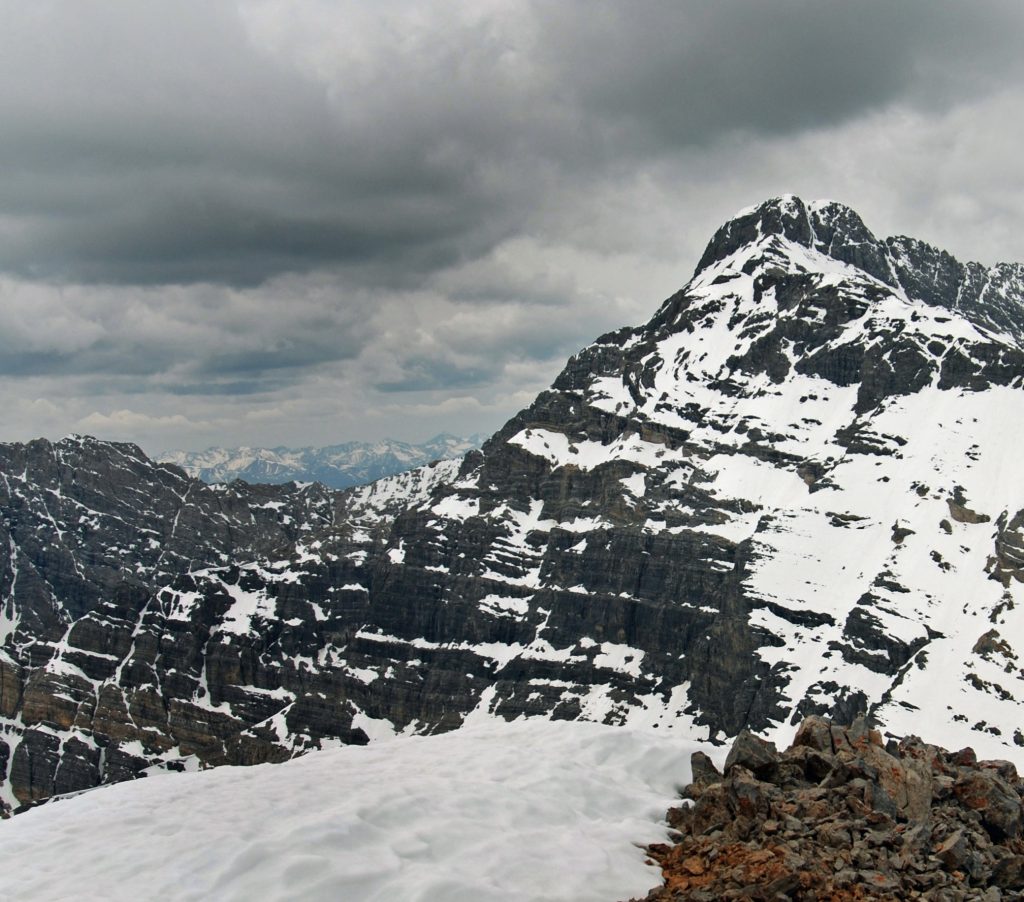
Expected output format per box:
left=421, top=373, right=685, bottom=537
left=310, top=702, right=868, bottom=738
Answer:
left=1, top=2, right=1024, bottom=452
left=0, top=1, right=521, bottom=286
left=0, top=276, right=371, bottom=392
left=534, top=1, right=1024, bottom=149
left=1, top=1, right=1022, bottom=288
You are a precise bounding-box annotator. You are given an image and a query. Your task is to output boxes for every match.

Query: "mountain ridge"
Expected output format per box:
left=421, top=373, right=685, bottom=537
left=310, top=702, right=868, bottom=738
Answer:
left=695, top=195, right=1024, bottom=344
left=160, top=433, right=483, bottom=489
left=2, top=196, right=1024, bottom=814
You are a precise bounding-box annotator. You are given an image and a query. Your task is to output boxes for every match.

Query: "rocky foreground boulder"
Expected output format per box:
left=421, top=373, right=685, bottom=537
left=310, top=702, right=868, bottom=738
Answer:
left=635, top=716, right=1024, bottom=900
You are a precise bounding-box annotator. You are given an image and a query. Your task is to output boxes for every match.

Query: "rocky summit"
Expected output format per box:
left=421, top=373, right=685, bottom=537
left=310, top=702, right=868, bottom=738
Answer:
left=3, top=195, right=1024, bottom=813
left=637, top=716, right=1024, bottom=901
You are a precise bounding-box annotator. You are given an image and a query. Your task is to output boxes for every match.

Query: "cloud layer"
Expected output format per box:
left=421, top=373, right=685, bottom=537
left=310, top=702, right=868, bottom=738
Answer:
left=2, top=1, right=1024, bottom=451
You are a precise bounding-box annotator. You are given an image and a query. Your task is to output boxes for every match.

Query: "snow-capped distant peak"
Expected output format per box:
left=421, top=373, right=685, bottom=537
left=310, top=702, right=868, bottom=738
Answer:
left=161, top=434, right=483, bottom=489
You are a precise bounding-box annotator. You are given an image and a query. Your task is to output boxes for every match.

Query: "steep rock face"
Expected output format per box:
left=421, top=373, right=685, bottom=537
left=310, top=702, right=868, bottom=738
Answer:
left=0, top=436, right=353, bottom=808
left=344, top=196, right=1024, bottom=745
left=0, top=436, right=338, bottom=621
left=3, top=196, right=1024, bottom=813
left=0, top=444, right=459, bottom=812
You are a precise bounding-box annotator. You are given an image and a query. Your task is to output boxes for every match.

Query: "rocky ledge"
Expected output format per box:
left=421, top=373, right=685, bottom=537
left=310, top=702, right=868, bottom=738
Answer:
left=634, top=717, right=1024, bottom=901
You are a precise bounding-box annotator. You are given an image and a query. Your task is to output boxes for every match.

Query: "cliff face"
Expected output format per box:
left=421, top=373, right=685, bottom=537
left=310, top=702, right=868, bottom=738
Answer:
left=4, top=196, right=1024, bottom=813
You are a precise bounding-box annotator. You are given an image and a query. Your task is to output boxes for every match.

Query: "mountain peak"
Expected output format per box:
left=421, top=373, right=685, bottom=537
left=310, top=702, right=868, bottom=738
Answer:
left=694, top=195, right=886, bottom=282
left=694, top=196, right=1024, bottom=345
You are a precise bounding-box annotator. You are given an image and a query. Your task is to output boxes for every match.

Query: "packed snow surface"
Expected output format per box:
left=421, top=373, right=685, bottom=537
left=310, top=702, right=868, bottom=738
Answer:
left=0, top=719, right=712, bottom=902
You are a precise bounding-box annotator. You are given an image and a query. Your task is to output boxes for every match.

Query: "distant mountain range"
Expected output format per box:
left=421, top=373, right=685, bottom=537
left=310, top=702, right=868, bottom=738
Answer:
left=160, top=433, right=484, bottom=489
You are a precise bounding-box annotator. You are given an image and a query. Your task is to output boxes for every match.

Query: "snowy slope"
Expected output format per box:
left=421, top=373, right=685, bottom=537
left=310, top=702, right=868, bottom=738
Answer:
left=0, top=719, right=712, bottom=902
left=513, top=200, right=1024, bottom=755
left=162, top=434, right=482, bottom=489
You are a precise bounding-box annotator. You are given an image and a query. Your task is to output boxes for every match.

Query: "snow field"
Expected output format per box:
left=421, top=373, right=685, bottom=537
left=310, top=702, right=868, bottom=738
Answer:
left=0, top=719, right=716, bottom=902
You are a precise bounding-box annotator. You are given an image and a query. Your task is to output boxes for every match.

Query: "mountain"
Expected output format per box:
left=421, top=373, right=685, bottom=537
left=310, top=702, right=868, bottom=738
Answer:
left=160, top=433, right=484, bottom=489
left=3, top=195, right=1024, bottom=815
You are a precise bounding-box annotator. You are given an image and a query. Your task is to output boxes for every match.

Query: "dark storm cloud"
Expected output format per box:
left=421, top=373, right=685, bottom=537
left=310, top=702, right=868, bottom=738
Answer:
left=0, top=0, right=516, bottom=287
left=534, top=0, right=1024, bottom=149
left=0, top=275, right=370, bottom=390
left=375, top=358, right=495, bottom=394
left=1, top=0, right=1022, bottom=288
left=4, top=1, right=1024, bottom=453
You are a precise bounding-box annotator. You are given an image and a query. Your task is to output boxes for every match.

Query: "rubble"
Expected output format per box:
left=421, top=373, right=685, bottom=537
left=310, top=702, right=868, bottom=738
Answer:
left=633, top=716, right=1024, bottom=900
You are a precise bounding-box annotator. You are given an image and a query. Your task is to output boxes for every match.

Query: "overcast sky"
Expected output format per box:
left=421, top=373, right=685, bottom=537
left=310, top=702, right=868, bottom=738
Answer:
left=3, top=0, right=1024, bottom=454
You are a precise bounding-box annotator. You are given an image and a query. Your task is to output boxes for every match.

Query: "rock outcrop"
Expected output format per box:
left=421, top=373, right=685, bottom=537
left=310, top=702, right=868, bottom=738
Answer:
left=638, top=716, right=1024, bottom=900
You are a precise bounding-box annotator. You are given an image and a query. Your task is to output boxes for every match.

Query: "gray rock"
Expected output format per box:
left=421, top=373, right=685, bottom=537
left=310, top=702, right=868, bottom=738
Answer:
left=792, top=715, right=833, bottom=754
left=935, top=828, right=969, bottom=870
left=993, top=855, right=1024, bottom=889
left=953, top=770, right=1022, bottom=839
left=646, top=716, right=1024, bottom=902
left=724, top=730, right=780, bottom=780
left=690, top=750, right=722, bottom=786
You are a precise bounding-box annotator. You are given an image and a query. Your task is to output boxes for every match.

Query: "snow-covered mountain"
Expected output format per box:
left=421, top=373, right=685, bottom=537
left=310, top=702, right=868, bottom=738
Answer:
left=161, top=433, right=483, bottom=489
left=3, top=195, right=1024, bottom=816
